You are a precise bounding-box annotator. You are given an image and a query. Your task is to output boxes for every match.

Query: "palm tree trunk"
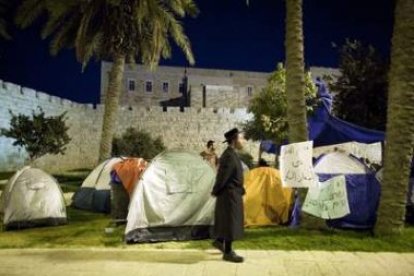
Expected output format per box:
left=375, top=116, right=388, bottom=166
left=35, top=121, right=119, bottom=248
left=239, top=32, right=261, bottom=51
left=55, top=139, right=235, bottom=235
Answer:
left=98, top=55, right=126, bottom=163
left=285, top=0, right=308, bottom=143
left=375, top=0, right=414, bottom=235
left=285, top=0, right=324, bottom=229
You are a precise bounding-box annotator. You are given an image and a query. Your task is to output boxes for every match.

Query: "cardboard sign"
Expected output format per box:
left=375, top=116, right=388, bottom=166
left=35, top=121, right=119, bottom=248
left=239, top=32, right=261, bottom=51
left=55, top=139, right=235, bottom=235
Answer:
left=302, top=175, right=350, bottom=219
left=280, top=141, right=318, bottom=188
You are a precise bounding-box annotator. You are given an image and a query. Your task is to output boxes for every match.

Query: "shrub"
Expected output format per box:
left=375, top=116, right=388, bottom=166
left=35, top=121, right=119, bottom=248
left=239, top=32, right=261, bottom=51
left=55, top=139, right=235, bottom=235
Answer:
left=112, top=128, right=166, bottom=160
left=0, top=108, right=71, bottom=161
left=243, top=63, right=317, bottom=144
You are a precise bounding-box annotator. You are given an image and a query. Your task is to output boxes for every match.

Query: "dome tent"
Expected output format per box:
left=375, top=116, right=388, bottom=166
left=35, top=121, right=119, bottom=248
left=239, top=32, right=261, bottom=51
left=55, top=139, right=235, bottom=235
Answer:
left=125, top=150, right=216, bottom=243
left=72, top=157, right=123, bottom=213
left=314, top=152, right=381, bottom=229
left=243, top=167, right=293, bottom=226
left=314, top=152, right=369, bottom=174
left=0, top=167, right=67, bottom=230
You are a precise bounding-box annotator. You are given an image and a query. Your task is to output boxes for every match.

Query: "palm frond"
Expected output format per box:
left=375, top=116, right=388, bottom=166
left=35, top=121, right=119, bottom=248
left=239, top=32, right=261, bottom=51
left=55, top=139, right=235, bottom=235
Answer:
left=158, top=7, right=195, bottom=64
left=50, top=11, right=81, bottom=55
left=18, top=0, right=197, bottom=69
left=0, top=0, right=11, bottom=39
left=41, top=1, right=79, bottom=39
left=15, top=0, right=48, bottom=28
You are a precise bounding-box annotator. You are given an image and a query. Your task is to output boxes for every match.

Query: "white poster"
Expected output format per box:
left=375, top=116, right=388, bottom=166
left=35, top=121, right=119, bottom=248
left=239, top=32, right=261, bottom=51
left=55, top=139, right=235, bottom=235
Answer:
left=280, top=141, right=318, bottom=188
left=302, top=175, right=350, bottom=219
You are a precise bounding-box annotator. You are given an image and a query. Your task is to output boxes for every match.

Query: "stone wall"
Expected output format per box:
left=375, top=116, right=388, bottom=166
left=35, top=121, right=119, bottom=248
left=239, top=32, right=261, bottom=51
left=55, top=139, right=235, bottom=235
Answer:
left=0, top=81, right=101, bottom=173
left=0, top=80, right=258, bottom=173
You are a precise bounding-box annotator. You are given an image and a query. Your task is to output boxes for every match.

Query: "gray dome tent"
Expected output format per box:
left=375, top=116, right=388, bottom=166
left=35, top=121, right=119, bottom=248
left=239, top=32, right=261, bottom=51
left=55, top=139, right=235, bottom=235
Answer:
left=72, top=157, right=122, bottom=213
left=125, top=150, right=216, bottom=243
left=0, top=167, right=67, bottom=230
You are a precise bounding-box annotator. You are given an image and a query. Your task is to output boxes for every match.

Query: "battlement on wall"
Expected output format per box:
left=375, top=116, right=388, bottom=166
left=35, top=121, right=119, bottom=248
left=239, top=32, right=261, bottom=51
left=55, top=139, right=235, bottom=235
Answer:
left=0, top=79, right=96, bottom=110
left=0, top=79, right=252, bottom=117
left=117, top=105, right=251, bottom=116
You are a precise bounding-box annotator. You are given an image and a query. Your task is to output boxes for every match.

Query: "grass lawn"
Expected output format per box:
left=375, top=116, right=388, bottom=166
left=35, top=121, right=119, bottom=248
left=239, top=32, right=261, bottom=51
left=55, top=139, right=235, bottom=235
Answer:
left=0, top=171, right=15, bottom=180
left=0, top=207, right=413, bottom=252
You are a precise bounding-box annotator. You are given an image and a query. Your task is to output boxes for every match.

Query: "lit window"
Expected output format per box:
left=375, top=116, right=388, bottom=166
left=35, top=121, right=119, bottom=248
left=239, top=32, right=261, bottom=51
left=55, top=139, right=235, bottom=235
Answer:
left=162, top=82, right=169, bottom=93
left=179, top=82, right=185, bottom=93
left=247, top=86, right=253, bottom=96
left=145, top=81, right=153, bottom=93
left=128, top=79, right=136, bottom=92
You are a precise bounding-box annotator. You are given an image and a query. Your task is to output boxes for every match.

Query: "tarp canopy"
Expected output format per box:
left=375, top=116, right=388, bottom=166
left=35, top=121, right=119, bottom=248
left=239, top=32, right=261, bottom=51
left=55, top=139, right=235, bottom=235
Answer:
left=244, top=167, right=293, bottom=226
left=125, top=150, right=216, bottom=243
left=260, top=80, right=385, bottom=154
left=0, top=167, right=67, bottom=230
left=314, top=154, right=380, bottom=229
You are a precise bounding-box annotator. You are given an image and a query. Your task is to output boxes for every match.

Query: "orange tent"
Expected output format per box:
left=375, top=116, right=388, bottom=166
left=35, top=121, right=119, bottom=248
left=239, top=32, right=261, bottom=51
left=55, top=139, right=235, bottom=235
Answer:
left=112, top=158, right=148, bottom=195
left=243, top=167, right=293, bottom=226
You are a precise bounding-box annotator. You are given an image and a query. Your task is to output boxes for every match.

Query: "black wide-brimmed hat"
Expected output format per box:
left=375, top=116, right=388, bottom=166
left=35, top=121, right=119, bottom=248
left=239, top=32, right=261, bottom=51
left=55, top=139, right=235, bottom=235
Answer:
left=223, top=128, right=241, bottom=143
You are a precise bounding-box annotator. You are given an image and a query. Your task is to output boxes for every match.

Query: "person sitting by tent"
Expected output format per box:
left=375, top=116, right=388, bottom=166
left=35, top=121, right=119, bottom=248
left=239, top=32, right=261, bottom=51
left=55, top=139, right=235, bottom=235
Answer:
left=211, top=128, right=246, bottom=263
left=200, top=140, right=219, bottom=169
left=258, top=158, right=269, bottom=167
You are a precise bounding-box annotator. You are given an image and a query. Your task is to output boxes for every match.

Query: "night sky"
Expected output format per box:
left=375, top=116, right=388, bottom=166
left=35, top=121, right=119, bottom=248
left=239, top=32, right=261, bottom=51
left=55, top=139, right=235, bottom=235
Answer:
left=0, top=0, right=394, bottom=104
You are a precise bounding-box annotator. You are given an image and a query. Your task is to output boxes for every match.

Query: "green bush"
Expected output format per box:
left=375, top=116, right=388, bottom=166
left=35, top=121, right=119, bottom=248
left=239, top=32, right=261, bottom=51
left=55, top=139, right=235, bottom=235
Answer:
left=112, top=128, right=166, bottom=160
left=0, top=108, right=71, bottom=161
left=243, top=63, right=317, bottom=144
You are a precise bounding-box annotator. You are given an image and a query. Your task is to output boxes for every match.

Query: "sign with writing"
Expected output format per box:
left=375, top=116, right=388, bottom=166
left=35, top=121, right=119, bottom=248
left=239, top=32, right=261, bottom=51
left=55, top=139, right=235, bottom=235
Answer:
left=280, top=141, right=318, bottom=188
left=302, top=175, right=350, bottom=219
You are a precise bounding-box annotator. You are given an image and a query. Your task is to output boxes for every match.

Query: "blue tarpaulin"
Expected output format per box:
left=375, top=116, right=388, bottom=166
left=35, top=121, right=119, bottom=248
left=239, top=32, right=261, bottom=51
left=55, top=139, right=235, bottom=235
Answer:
left=290, top=154, right=381, bottom=229
left=260, top=80, right=385, bottom=154
left=319, top=173, right=381, bottom=229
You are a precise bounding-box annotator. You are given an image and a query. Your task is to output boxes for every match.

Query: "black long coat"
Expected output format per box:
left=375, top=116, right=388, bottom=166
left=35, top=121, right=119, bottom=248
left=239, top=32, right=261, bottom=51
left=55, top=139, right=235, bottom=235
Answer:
left=211, top=147, right=245, bottom=241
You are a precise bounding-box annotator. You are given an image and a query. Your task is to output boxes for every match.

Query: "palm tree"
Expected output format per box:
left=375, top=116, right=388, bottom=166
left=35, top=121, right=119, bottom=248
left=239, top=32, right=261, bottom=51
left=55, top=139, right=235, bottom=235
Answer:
left=375, top=0, right=414, bottom=235
left=16, top=0, right=198, bottom=163
left=0, top=0, right=11, bottom=39
left=285, top=0, right=308, bottom=143
left=284, top=0, right=324, bottom=228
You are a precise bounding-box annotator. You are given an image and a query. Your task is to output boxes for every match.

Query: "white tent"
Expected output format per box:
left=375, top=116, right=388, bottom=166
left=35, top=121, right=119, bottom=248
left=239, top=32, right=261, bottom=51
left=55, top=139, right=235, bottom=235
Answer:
left=313, top=142, right=382, bottom=165
left=0, top=167, right=67, bottom=230
left=314, top=152, right=368, bottom=174
left=72, top=157, right=122, bottom=213
left=125, top=150, right=216, bottom=243
left=314, top=151, right=381, bottom=229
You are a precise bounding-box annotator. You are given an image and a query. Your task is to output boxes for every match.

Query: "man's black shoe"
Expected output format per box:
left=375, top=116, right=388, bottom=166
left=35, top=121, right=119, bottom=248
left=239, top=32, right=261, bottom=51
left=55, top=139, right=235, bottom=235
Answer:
left=212, top=240, right=224, bottom=253
left=223, top=251, right=244, bottom=263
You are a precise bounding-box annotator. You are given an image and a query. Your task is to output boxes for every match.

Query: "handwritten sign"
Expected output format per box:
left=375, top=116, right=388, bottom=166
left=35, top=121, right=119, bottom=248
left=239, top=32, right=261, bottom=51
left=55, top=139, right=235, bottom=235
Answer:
left=302, top=175, right=350, bottom=219
left=280, top=141, right=318, bottom=188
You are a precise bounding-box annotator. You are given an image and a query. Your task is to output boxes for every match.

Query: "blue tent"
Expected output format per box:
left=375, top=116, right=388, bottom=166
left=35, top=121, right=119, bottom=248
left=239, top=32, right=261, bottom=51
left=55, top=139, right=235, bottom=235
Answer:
left=314, top=154, right=381, bottom=229
left=260, top=79, right=385, bottom=154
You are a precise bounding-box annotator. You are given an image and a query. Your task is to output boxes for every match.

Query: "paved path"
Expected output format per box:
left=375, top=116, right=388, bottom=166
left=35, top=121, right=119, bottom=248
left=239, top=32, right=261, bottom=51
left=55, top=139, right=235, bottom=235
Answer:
left=0, top=248, right=413, bottom=276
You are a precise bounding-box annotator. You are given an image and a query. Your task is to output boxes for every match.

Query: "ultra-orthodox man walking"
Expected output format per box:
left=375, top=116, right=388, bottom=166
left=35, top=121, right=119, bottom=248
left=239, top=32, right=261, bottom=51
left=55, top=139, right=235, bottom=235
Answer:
left=211, top=128, right=246, bottom=263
